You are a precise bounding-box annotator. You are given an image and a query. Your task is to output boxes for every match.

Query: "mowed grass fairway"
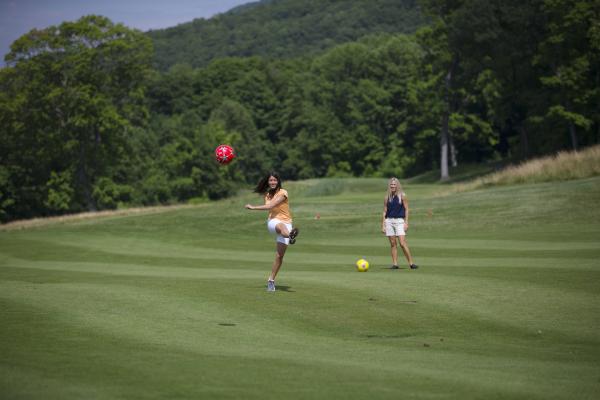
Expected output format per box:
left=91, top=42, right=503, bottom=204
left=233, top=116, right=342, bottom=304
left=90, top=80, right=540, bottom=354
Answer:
left=1, top=177, right=600, bottom=399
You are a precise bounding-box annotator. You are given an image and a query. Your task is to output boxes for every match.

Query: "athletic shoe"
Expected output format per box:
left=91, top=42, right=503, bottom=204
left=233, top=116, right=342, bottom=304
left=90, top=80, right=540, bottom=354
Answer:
left=289, top=227, right=299, bottom=244
left=391, top=265, right=400, bottom=269
left=410, top=264, right=419, bottom=270
left=267, top=280, right=276, bottom=291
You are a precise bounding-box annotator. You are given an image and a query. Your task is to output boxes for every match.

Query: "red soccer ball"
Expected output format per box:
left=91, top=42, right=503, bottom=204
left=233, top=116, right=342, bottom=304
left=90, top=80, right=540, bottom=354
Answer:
left=215, top=144, right=236, bottom=165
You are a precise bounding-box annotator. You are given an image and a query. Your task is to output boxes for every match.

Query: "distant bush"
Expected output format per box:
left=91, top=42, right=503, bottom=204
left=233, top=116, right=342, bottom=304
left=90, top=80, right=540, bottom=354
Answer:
left=92, top=178, right=133, bottom=210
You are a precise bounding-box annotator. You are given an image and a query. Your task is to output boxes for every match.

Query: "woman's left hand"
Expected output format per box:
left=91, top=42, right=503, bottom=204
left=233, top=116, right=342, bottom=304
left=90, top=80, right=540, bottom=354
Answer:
left=404, top=222, right=409, bottom=231
left=245, top=204, right=254, bottom=210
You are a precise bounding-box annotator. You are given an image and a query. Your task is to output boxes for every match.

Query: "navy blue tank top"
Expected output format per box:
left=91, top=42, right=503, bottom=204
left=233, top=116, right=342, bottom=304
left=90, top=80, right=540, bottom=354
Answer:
left=385, top=195, right=405, bottom=218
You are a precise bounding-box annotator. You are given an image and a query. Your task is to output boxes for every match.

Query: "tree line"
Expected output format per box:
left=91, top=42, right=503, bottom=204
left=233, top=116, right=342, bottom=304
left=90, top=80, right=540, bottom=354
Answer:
left=148, top=0, right=425, bottom=70
left=1, top=0, right=598, bottom=222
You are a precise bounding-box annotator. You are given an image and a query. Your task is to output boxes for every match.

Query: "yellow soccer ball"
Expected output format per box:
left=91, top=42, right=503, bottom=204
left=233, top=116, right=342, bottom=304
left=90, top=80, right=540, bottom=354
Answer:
left=356, top=258, right=369, bottom=272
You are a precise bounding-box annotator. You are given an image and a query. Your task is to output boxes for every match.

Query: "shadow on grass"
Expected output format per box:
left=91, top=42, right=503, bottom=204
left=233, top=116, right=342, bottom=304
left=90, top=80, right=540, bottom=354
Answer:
left=275, top=285, right=294, bottom=292
left=255, top=284, right=295, bottom=292
left=378, top=265, right=409, bottom=270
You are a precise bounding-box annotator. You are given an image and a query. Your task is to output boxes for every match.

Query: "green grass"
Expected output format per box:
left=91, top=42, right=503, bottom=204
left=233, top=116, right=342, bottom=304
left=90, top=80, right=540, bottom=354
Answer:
left=1, top=177, right=600, bottom=399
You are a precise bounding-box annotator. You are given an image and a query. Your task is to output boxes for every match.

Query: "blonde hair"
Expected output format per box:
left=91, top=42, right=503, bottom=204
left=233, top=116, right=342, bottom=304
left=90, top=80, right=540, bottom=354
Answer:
left=386, top=177, right=402, bottom=202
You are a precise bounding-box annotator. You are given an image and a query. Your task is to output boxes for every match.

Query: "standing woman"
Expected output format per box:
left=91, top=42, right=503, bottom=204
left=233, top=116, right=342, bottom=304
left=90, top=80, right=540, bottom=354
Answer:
left=245, top=172, right=299, bottom=291
left=382, top=177, right=418, bottom=270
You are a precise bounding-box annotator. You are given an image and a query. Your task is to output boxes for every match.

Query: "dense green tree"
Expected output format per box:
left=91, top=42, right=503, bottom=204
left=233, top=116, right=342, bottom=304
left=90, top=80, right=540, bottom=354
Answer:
left=148, top=0, right=426, bottom=70
left=0, top=15, right=152, bottom=221
left=439, top=0, right=546, bottom=160
left=146, top=63, right=197, bottom=115
left=208, top=99, right=273, bottom=183
left=305, top=35, right=425, bottom=177
left=418, top=0, right=547, bottom=176
left=533, top=0, right=600, bottom=152
left=144, top=111, right=240, bottom=202
left=415, top=2, right=461, bottom=180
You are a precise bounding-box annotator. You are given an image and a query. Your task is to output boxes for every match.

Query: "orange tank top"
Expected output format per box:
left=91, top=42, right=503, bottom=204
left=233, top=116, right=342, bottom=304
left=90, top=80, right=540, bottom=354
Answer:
left=265, top=189, right=292, bottom=223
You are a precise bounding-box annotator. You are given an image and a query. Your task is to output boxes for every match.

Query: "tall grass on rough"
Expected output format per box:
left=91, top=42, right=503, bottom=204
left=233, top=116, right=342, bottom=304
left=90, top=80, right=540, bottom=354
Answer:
left=450, top=145, right=600, bottom=193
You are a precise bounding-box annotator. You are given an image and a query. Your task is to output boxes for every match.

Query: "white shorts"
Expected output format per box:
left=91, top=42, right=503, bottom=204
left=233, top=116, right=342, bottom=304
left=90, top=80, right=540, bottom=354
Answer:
left=385, top=218, right=405, bottom=236
left=267, top=219, right=293, bottom=245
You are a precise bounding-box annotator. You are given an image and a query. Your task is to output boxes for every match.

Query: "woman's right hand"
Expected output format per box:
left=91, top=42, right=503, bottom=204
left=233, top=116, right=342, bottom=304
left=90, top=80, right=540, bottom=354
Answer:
left=245, top=204, right=253, bottom=210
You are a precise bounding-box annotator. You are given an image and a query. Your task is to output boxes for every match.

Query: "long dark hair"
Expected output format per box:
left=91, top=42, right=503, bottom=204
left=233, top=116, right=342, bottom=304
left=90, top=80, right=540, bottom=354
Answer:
left=254, top=172, right=282, bottom=195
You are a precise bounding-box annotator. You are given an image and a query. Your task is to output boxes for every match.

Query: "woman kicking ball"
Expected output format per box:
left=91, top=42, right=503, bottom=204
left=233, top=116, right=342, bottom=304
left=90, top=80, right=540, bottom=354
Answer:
left=245, top=172, right=299, bottom=291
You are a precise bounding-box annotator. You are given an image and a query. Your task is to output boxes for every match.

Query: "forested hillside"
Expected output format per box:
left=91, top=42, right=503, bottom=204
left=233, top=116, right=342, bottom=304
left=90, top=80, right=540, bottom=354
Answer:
left=148, top=0, right=425, bottom=70
left=1, top=0, right=598, bottom=223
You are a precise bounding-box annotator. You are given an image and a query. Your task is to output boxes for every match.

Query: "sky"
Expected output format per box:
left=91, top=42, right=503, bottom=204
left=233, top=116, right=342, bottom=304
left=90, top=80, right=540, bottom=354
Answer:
left=0, top=0, right=253, bottom=62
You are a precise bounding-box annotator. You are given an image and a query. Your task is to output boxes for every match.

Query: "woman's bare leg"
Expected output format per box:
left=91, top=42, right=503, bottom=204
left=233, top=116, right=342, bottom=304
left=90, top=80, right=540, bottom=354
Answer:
left=275, top=223, right=290, bottom=238
left=269, top=242, right=288, bottom=281
left=398, top=235, right=414, bottom=266
left=388, top=236, right=399, bottom=266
